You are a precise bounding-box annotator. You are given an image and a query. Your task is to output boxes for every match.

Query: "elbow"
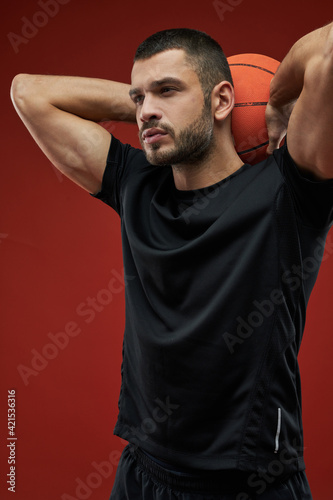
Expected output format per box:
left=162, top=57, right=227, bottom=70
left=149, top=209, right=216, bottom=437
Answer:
left=10, top=74, right=35, bottom=112
left=11, top=74, right=28, bottom=101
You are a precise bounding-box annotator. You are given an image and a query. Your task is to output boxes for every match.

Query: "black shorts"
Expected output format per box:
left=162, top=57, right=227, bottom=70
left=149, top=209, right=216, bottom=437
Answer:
left=110, top=445, right=313, bottom=500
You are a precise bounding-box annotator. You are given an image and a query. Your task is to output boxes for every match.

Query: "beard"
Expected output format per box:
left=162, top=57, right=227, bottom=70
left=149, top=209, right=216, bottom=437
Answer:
left=139, top=102, right=215, bottom=167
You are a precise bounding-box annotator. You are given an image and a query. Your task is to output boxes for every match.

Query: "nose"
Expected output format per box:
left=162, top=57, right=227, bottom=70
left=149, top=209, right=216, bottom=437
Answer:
left=139, top=95, right=162, bottom=123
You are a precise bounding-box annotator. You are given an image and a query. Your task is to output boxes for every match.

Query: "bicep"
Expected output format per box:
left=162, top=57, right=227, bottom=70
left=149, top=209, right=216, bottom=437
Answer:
left=287, top=51, right=333, bottom=180
left=31, top=105, right=112, bottom=193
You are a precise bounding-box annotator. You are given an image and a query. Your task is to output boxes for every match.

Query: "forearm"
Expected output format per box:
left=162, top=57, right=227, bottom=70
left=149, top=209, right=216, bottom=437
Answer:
left=269, top=22, right=333, bottom=107
left=11, top=73, right=136, bottom=123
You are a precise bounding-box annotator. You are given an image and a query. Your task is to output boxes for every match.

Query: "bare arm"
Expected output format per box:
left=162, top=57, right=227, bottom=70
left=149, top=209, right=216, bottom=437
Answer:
left=266, top=22, right=333, bottom=180
left=10, top=74, right=136, bottom=194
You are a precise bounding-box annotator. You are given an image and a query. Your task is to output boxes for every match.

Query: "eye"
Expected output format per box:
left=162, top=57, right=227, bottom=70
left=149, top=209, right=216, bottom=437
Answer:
left=133, top=94, right=144, bottom=105
left=160, top=87, right=176, bottom=95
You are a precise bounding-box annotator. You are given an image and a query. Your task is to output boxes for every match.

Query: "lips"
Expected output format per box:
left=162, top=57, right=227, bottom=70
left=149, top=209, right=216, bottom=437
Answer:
left=142, top=127, right=168, bottom=144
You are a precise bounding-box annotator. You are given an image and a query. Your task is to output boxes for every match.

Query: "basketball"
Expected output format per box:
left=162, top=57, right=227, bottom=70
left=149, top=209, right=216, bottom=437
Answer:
left=227, top=53, right=280, bottom=165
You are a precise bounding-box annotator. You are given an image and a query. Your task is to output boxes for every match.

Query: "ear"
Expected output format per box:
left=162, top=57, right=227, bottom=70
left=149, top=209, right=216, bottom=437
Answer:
left=211, top=81, right=234, bottom=122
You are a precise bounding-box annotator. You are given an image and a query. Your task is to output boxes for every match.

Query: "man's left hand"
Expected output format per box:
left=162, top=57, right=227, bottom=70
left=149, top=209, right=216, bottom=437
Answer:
left=265, top=100, right=296, bottom=155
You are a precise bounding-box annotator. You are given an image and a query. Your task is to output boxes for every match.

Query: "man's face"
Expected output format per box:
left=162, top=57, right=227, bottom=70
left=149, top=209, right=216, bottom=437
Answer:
left=130, top=49, right=215, bottom=166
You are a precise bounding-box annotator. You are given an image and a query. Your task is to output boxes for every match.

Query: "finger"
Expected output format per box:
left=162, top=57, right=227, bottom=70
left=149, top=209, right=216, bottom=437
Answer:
left=266, top=140, right=278, bottom=155
left=266, top=131, right=282, bottom=155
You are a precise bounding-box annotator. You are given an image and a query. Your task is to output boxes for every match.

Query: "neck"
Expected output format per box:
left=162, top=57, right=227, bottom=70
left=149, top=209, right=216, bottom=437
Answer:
left=172, top=135, right=244, bottom=191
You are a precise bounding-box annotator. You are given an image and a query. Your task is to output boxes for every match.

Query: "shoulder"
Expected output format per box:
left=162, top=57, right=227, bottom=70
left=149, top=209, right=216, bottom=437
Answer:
left=107, top=135, right=149, bottom=170
left=272, top=142, right=333, bottom=229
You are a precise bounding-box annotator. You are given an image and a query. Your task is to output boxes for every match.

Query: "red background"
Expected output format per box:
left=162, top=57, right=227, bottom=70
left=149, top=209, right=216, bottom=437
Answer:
left=1, top=1, right=332, bottom=499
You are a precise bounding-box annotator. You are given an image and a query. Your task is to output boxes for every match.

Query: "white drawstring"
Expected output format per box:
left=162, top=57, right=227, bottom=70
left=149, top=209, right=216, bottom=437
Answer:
left=274, top=407, right=282, bottom=454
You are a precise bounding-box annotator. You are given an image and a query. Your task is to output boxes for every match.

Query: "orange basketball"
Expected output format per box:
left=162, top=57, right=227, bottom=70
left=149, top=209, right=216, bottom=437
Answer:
left=227, top=53, right=280, bottom=165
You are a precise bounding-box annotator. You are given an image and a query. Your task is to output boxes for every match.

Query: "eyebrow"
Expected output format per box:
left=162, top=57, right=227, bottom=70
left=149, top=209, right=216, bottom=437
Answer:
left=129, top=77, right=184, bottom=98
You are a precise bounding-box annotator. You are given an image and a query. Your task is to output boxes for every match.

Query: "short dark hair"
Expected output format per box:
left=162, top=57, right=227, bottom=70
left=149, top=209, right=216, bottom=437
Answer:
left=134, top=28, right=233, bottom=103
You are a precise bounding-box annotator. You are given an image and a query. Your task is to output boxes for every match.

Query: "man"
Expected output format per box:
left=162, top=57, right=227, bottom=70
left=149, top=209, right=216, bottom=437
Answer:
left=11, top=25, right=333, bottom=499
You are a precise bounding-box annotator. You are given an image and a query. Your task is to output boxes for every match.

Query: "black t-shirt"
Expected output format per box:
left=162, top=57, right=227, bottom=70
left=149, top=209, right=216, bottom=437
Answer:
left=93, top=137, right=333, bottom=475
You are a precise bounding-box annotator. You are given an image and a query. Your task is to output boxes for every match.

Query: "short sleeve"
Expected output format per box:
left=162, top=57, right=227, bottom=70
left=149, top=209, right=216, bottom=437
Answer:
left=91, top=135, right=148, bottom=215
left=273, top=142, right=333, bottom=229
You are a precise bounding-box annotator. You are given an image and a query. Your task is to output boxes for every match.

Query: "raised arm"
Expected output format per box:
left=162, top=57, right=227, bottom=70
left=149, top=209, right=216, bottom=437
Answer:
left=266, top=22, right=333, bottom=180
left=10, top=74, right=136, bottom=194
